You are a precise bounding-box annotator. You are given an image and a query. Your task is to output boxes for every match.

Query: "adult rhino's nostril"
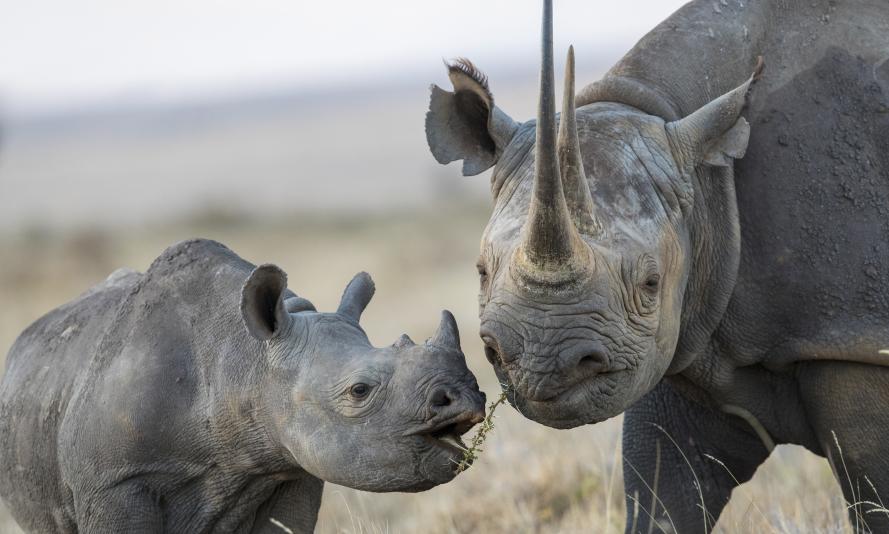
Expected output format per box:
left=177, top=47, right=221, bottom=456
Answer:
left=578, top=353, right=605, bottom=369
left=566, top=344, right=609, bottom=378
left=483, top=345, right=500, bottom=365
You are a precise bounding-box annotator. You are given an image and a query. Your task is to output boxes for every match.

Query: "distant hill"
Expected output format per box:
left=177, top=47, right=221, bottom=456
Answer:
left=0, top=61, right=607, bottom=233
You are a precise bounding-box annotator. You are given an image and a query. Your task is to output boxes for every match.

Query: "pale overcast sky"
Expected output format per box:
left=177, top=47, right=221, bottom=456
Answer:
left=0, top=0, right=686, bottom=113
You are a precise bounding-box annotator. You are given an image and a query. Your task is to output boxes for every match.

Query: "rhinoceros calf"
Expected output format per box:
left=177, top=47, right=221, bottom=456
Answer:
left=426, top=0, right=889, bottom=530
left=0, top=239, right=485, bottom=533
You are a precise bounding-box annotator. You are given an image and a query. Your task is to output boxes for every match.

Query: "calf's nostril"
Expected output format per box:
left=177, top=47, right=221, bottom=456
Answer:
left=429, top=388, right=454, bottom=408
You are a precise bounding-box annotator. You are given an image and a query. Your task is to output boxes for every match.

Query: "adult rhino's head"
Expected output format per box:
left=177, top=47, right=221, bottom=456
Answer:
left=425, top=0, right=752, bottom=429
left=240, top=266, right=485, bottom=491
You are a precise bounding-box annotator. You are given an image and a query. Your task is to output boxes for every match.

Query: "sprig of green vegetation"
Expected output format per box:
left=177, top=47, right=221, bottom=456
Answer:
left=455, top=388, right=510, bottom=473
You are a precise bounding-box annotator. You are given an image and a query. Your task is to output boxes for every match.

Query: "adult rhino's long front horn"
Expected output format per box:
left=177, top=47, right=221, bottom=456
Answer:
left=517, top=0, right=591, bottom=282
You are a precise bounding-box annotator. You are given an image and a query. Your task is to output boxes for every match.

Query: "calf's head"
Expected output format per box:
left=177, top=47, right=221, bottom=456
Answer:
left=240, top=266, right=485, bottom=491
left=425, top=0, right=751, bottom=428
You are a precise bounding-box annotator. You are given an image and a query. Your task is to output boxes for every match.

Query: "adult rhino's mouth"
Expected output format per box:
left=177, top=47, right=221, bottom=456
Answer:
left=504, top=366, right=638, bottom=429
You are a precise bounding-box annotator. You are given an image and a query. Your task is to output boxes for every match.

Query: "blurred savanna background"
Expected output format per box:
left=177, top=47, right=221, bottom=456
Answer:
left=0, top=1, right=855, bottom=532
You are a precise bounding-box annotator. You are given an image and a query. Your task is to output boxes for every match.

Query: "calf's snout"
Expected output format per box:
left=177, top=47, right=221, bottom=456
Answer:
left=426, top=384, right=486, bottom=425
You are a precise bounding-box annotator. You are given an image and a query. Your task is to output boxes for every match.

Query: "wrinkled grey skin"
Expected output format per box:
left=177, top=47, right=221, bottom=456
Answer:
left=0, top=239, right=484, bottom=533
left=426, top=0, right=889, bottom=530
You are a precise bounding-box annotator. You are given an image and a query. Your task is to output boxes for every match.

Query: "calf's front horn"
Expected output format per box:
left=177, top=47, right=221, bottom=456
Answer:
left=428, top=310, right=460, bottom=349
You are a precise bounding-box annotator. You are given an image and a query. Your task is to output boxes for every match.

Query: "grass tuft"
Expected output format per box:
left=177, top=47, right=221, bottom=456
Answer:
left=455, top=389, right=509, bottom=473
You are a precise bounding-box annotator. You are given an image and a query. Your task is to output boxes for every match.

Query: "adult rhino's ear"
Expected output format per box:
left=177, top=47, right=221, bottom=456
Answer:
left=666, top=74, right=754, bottom=169
left=426, top=59, right=519, bottom=176
left=241, top=264, right=292, bottom=341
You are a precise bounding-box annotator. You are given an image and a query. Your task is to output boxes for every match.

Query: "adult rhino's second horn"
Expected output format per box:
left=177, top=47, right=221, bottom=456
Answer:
left=517, top=0, right=591, bottom=283
left=558, top=46, right=600, bottom=236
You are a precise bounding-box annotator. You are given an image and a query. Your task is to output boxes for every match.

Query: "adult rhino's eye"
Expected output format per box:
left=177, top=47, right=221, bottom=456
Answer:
left=349, top=383, right=371, bottom=399
left=476, top=262, right=488, bottom=284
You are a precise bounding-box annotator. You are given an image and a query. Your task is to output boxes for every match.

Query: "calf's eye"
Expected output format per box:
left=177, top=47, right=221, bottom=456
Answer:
left=349, top=383, right=371, bottom=399
left=643, top=274, right=660, bottom=293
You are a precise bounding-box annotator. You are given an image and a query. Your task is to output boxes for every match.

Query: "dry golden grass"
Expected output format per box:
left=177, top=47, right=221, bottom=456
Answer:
left=0, top=208, right=854, bottom=533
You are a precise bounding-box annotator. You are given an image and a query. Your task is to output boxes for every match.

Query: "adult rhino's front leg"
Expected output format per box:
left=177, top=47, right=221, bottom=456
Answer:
left=799, top=361, right=889, bottom=533
left=622, top=380, right=770, bottom=533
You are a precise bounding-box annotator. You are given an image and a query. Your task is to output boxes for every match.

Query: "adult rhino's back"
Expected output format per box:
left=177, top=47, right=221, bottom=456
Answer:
left=0, top=268, right=140, bottom=533
left=579, top=0, right=889, bottom=119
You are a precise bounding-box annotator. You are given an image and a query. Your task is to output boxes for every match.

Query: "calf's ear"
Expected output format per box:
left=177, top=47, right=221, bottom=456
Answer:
left=426, top=59, right=519, bottom=176
left=666, top=75, right=754, bottom=169
left=241, top=264, right=292, bottom=341
left=337, top=272, right=375, bottom=323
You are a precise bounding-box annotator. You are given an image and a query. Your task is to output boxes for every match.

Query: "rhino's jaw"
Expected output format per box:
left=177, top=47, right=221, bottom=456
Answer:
left=407, top=409, right=483, bottom=483
left=419, top=414, right=476, bottom=453
left=501, top=364, right=637, bottom=429
left=419, top=414, right=480, bottom=456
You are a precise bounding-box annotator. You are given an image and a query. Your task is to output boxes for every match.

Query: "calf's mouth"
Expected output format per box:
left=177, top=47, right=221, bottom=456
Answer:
left=409, top=412, right=482, bottom=454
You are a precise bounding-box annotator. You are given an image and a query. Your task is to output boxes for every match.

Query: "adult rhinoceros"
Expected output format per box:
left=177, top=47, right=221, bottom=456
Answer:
left=425, top=0, right=889, bottom=530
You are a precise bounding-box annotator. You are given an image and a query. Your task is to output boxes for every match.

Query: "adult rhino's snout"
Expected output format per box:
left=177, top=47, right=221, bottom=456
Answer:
left=481, top=322, right=609, bottom=402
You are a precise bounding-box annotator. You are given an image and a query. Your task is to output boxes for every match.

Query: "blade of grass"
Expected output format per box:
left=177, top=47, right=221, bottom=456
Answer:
left=455, top=389, right=509, bottom=473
